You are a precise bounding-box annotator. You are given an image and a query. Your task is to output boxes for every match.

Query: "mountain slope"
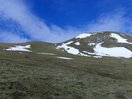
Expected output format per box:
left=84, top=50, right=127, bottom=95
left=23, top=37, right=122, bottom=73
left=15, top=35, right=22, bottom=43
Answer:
left=57, top=31, right=132, bottom=58
left=0, top=33, right=132, bottom=98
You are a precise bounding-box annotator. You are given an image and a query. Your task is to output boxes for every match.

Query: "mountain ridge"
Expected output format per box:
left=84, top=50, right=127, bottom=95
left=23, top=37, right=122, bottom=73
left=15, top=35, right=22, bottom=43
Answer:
left=0, top=31, right=132, bottom=58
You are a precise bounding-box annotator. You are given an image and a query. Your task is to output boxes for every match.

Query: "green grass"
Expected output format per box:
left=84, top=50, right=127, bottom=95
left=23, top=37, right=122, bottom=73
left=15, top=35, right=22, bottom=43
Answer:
left=0, top=42, right=132, bottom=99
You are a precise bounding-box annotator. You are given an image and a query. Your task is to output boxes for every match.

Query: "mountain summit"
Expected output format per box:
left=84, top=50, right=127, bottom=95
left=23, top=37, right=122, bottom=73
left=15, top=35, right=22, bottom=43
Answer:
left=57, top=31, right=132, bottom=58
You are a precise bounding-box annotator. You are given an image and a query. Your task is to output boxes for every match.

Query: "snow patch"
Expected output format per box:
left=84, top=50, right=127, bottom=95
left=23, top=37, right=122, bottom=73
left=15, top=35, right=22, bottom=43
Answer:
left=75, top=42, right=80, bottom=45
left=65, top=41, right=73, bottom=45
left=83, top=51, right=95, bottom=55
left=110, top=33, right=132, bottom=44
left=5, top=45, right=31, bottom=52
left=93, top=56, right=102, bottom=58
left=93, top=43, right=132, bottom=58
left=75, top=33, right=91, bottom=39
left=79, top=53, right=90, bottom=57
left=88, top=43, right=96, bottom=46
left=57, top=57, right=73, bottom=60
left=57, top=42, right=90, bottom=56
left=57, top=43, right=80, bottom=55
left=37, top=52, right=55, bottom=55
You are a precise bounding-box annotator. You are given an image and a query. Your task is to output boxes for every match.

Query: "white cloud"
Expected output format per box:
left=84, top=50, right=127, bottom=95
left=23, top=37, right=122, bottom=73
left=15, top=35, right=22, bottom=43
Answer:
left=0, top=0, right=81, bottom=42
left=0, top=0, right=131, bottom=43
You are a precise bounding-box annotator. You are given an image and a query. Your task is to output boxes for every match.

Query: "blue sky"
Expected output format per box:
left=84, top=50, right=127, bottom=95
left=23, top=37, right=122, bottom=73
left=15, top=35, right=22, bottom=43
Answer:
left=0, top=0, right=132, bottom=43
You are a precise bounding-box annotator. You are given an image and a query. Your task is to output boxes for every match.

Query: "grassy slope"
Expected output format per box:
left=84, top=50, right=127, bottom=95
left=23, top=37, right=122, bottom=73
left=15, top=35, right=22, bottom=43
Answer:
left=0, top=42, right=132, bottom=99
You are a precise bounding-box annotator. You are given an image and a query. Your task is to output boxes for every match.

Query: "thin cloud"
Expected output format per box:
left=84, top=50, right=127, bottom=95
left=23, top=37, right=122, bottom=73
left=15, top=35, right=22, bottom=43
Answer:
left=86, top=11, right=132, bottom=35
left=86, top=12, right=124, bottom=32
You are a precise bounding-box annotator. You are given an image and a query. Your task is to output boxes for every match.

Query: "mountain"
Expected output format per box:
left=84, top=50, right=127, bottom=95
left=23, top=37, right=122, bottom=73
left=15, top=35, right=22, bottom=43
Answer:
left=56, top=31, right=132, bottom=58
left=0, top=32, right=132, bottom=98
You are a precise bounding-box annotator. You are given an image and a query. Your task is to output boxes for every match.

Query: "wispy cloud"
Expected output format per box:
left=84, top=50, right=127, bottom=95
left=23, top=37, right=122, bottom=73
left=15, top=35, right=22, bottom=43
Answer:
left=0, top=0, right=131, bottom=43
left=0, top=0, right=80, bottom=43
left=85, top=10, right=128, bottom=32
left=85, top=10, right=132, bottom=34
